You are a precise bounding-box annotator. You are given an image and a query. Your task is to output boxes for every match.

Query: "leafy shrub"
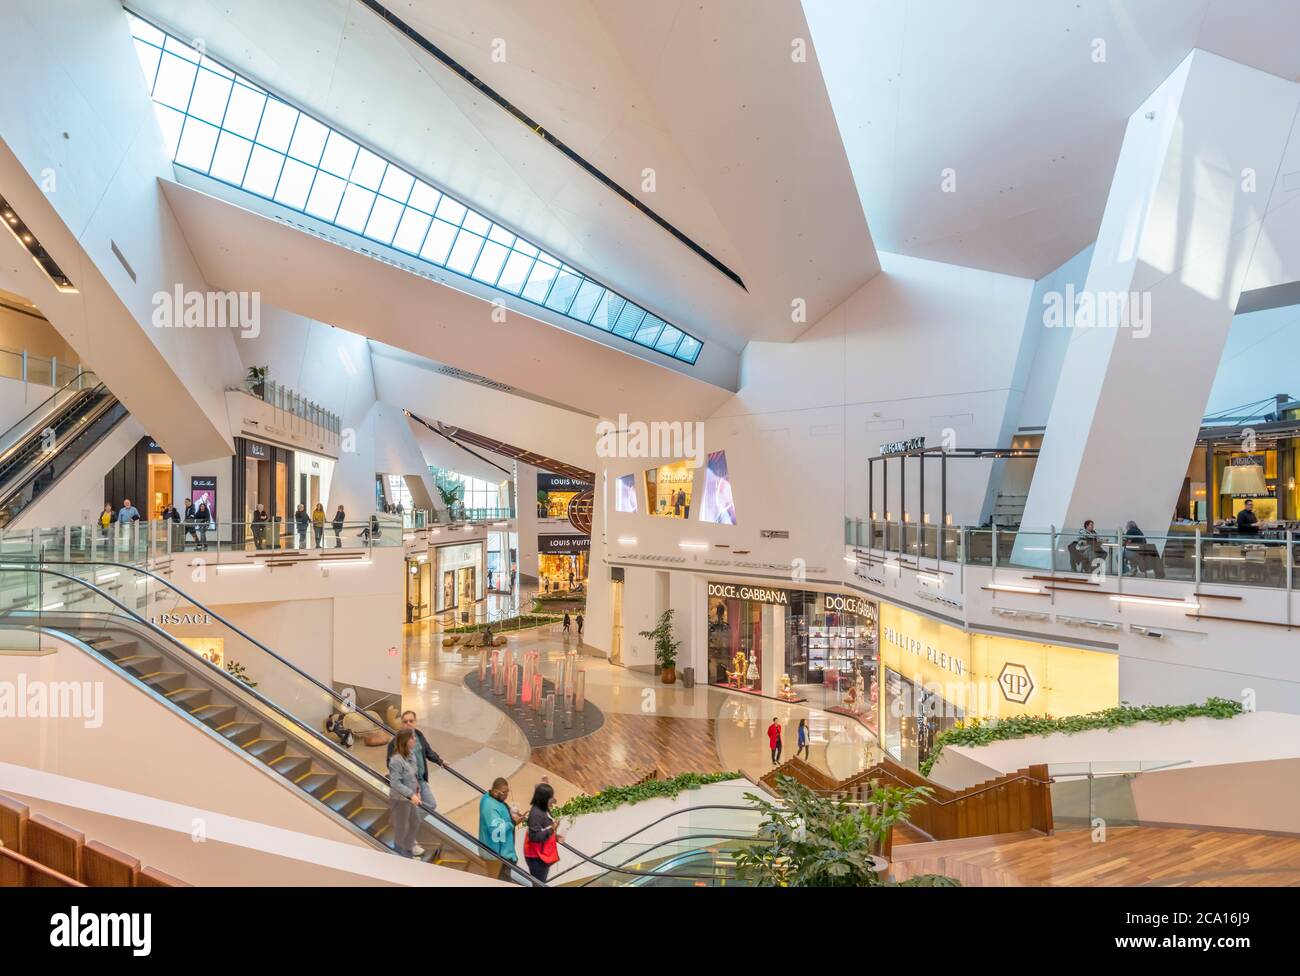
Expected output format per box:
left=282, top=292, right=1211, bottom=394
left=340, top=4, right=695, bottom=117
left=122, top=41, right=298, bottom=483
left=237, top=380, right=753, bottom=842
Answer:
left=554, top=771, right=742, bottom=818
left=920, top=697, right=1243, bottom=776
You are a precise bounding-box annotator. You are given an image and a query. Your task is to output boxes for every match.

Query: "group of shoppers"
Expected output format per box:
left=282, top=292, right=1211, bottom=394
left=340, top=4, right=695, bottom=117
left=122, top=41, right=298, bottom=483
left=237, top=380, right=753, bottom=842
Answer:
left=385, top=710, right=562, bottom=881
left=561, top=611, right=585, bottom=639
left=105, top=497, right=212, bottom=550
left=765, top=717, right=811, bottom=765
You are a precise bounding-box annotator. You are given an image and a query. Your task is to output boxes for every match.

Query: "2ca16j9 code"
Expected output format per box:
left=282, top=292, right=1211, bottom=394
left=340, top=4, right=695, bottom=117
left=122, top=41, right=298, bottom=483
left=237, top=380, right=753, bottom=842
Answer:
left=1195, top=913, right=1250, bottom=926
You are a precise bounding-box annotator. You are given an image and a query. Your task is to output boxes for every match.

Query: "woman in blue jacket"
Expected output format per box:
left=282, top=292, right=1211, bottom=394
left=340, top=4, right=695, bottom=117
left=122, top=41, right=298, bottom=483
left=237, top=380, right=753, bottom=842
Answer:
left=478, top=777, right=521, bottom=876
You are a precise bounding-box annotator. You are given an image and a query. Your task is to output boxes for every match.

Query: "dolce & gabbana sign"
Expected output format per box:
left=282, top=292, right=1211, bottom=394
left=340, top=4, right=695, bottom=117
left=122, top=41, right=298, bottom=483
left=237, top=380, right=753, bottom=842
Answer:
left=707, top=582, right=789, bottom=606
left=822, top=593, right=875, bottom=617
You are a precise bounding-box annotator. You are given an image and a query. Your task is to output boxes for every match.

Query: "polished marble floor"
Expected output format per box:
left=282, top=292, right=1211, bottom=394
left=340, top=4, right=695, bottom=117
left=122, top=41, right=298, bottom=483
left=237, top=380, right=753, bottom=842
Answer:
left=402, top=602, right=879, bottom=830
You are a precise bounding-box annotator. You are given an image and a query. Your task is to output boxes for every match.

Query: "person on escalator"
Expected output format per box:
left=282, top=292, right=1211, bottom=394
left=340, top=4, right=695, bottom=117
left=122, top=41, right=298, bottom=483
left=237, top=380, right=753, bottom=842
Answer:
left=478, top=777, right=522, bottom=877
left=387, top=730, right=424, bottom=859
left=386, top=710, right=443, bottom=855
left=523, top=781, right=562, bottom=883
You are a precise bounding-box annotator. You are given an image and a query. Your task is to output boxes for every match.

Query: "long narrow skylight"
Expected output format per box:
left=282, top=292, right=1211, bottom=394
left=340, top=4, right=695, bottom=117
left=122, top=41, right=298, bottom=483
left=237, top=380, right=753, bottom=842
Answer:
left=125, top=12, right=703, bottom=366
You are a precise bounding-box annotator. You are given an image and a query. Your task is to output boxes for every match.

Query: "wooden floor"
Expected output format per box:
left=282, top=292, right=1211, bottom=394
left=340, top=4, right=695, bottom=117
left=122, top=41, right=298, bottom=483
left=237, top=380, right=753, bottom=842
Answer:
left=891, top=826, right=1300, bottom=887
left=530, top=712, right=726, bottom=794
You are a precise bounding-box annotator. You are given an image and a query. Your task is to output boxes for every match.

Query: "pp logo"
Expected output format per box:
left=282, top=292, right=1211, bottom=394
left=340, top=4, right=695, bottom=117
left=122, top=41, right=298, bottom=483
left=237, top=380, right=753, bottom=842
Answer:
left=997, top=662, right=1034, bottom=704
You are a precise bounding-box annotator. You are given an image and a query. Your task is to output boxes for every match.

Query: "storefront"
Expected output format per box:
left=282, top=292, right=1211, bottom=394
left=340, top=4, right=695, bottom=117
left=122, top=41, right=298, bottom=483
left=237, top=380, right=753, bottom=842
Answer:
left=645, top=460, right=694, bottom=518
left=538, top=534, right=588, bottom=592
left=1179, top=403, right=1300, bottom=531
left=537, top=473, right=592, bottom=520
left=487, top=529, right=516, bottom=593
left=406, top=555, right=432, bottom=622
left=436, top=541, right=485, bottom=616
left=233, top=436, right=293, bottom=547
left=706, top=582, right=879, bottom=710
left=104, top=436, right=174, bottom=519
left=878, top=603, right=1119, bottom=771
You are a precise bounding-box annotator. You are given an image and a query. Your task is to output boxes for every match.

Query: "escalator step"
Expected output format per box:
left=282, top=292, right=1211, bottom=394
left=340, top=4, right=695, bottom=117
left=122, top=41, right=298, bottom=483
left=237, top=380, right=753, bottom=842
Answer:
left=350, top=806, right=390, bottom=834
left=244, top=738, right=287, bottom=761
left=142, top=671, right=188, bottom=693
left=165, top=687, right=210, bottom=709
left=219, top=722, right=261, bottom=746
left=269, top=755, right=311, bottom=779
left=321, top=790, right=363, bottom=816
left=297, top=772, right=338, bottom=796
left=192, top=704, right=237, bottom=728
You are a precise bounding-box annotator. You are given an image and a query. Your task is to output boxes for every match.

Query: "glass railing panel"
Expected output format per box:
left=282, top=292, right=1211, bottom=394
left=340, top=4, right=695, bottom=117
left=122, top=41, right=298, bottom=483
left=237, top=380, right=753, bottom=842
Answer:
left=0, top=373, right=101, bottom=464
left=1198, top=536, right=1292, bottom=588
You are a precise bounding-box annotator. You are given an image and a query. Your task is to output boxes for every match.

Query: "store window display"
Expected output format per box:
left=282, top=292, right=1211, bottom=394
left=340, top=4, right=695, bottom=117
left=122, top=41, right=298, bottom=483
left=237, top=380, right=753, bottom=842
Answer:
left=707, top=595, right=764, bottom=694
left=645, top=460, right=694, bottom=518
left=785, top=592, right=879, bottom=728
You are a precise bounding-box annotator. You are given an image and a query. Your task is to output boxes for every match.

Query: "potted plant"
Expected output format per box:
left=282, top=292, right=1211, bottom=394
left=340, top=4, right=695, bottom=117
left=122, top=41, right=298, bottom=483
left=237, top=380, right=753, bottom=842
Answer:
left=436, top=483, right=463, bottom=521
left=735, top=774, right=954, bottom=887
left=639, top=609, right=682, bottom=684
left=245, top=365, right=268, bottom=399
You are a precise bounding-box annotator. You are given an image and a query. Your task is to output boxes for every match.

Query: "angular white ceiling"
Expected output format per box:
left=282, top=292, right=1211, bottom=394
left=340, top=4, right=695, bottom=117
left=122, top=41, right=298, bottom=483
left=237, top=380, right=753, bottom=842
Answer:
left=129, top=0, right=879, bottom=352
left=804, top=0, right=1300, bottom=280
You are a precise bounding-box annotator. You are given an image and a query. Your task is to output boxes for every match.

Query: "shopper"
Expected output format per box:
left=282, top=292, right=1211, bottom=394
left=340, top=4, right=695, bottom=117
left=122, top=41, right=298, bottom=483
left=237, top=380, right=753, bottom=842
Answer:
left=1237, top=499, right=1259, bottom=537
left=290, top=503, right=307, bottom=549
left=796, top=718, right=810, bottom=761
left=767, top=717, right=783, bottom=765
left=523, top=782, right=561, bottom=882
left=194, top=499, right=212, bottom=550
left=312, top=502, right=326, bottom=548
left=387, top=729, right=423, bottom=858
left=562, top=611, right=571, bottom=635
left=98, top=503, right=113, bottom=539
left=182, top=498, right=199, bottom=550
left=332, top=505, right=346, bottom=548
left=568, top=569, right=575, bottom=591
left=117, top=497, right=140, bottom=525
left=251, top=504, right=269, bottom=549
left=1070, top=519, right=1103, bottom=573
left=161, top=502, right=182, bottom=551
left=478, top=777, right=521, bottom=876
left=576, top=613, right=584, bottom=640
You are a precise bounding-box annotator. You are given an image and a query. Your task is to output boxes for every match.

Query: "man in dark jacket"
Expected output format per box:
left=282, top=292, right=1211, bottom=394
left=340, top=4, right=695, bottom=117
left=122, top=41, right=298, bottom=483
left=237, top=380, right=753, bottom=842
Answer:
left=385, top=710, right=443, bottom=782
left=332, top=505, right=346, bottom=548
left=182, top=497, right=199, bottom=550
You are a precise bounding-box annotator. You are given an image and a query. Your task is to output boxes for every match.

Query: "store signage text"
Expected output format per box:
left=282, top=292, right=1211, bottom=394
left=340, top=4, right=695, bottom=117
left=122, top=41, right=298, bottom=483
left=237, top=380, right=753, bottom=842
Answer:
left=151, top=612, right=211, bottom=626
left=538, top=534, right=591, bottom=553
left=882, top=624, right=965, bottom=677
left=823, top=594, right=875, bottom=617
left=880, top=436, right=925, bottom=456
left=708, top=582, right=789, bottom=606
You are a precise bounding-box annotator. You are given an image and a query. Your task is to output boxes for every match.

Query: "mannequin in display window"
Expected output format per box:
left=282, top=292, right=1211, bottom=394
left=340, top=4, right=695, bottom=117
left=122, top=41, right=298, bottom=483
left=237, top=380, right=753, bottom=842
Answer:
left=728, top=650, right=748, bottom=689
left=745, top=655, right=759, bottom=686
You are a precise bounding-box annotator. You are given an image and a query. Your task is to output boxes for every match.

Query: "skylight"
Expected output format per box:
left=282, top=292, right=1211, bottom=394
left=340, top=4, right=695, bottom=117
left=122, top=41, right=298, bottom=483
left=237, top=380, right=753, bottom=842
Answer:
left=125, top=12, right=703, bottom=366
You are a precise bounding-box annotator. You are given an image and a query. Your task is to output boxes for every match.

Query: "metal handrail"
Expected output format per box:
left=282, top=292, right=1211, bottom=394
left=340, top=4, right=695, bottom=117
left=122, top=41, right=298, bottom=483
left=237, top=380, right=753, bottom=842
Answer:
left=7, top=564, right=540, bottom=886
left=0, top=370, right=100, bottom=465
left=576, top=831, right=760, bottom=887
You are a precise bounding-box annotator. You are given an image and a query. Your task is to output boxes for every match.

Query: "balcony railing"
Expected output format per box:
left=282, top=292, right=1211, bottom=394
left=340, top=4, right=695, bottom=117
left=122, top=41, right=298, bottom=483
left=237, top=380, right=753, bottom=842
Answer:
left=244, top=378, right=341, bottom=436
left=846, top=518, right=1297, bottom=593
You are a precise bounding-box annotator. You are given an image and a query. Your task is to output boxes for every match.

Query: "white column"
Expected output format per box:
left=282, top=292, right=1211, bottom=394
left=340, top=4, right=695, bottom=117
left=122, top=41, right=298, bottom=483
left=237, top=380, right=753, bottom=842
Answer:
left=1020, top=51, right=1300, bottom=542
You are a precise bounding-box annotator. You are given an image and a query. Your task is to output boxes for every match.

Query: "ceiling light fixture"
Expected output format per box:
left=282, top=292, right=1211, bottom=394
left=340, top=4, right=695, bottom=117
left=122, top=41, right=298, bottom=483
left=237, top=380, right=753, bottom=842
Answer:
left=0, top=193, right=77, bottom=293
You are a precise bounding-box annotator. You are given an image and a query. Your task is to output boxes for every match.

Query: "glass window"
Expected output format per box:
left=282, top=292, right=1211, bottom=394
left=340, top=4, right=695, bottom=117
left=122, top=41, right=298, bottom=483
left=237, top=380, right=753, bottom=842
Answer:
left=209, top=131, right=253, bottom=184
left=126, top=9, right=703, bottom=367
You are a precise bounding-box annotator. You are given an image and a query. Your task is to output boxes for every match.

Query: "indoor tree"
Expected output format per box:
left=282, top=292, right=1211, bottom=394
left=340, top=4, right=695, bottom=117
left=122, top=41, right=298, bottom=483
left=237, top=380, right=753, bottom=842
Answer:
left=735, top=774, right=957, bottom=887
left=638, top=609, right=682, bottom=684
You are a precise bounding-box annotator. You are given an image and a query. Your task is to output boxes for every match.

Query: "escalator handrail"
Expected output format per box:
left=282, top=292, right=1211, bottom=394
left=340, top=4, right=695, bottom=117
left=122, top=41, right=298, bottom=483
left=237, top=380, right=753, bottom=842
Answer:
left=0, top=389, right=121, bottom=512
left=547, top=803, right=767, bottom=882
left=0, top=370, right=101, bottom=464
left=577, top=831, right=761, bottom=887
left=23, top=560, right=766, bottom=885
left=8, top=564, right=542, bottom=887
left=37, top=557, right=391, bottom=736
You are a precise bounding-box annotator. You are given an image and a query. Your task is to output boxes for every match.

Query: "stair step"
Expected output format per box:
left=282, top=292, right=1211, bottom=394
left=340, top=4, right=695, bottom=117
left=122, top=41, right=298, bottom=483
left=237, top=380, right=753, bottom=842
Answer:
left=192, top=704, right=237, bottom=728
left=269, top=754, right=311, bottom=779
left=115, top=654, right=161, bottom=674
left=165, top=687, right=210, bottom=708
left=244, top=738, right=287, bottom=761
left=350, top=805, right=390, bottom=835
left=297, top=772, right=339, bottom=797
left=219, top=722, right=261, bottom=746
left=141, top=671, right=188, bottom=693
left=321, top=789, right=363, bottom=817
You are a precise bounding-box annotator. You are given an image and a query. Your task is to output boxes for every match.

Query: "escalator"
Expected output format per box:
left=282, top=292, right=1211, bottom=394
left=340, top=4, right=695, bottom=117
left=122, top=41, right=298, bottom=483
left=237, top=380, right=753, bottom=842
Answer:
left=0, top=373, right=127, bottom=528
left=1, top=557, right=772, bottom=887
left=1, top=561, right=541, bottom=885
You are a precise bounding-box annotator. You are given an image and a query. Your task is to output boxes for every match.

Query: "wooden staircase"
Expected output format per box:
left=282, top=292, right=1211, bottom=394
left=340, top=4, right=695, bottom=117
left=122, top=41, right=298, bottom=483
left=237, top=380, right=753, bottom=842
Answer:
left=761, top=755, right=1053, bottom=850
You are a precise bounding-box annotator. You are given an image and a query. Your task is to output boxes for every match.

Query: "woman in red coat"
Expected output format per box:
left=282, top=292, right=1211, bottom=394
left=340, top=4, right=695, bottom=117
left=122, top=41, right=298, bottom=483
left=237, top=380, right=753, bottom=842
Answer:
left=767, top=717, right=783, bottom=765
